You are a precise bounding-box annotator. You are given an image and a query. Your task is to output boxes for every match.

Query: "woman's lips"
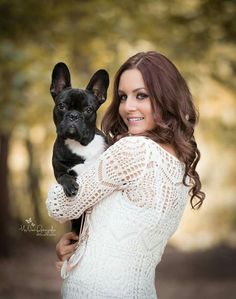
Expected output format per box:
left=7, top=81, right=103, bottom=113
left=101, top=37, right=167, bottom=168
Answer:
left=127, top=117, right=144, bottom=124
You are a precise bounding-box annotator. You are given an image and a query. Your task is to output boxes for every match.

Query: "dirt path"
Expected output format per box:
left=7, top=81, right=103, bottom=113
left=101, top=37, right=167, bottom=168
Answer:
left=156, top=245, right=236, bottom=299
left=0, top=238, right=61, bottom=299
left=0, top=239, right=235, bottom=298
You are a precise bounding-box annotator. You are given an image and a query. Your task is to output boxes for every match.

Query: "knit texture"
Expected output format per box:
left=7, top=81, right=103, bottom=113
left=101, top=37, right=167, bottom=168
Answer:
left=46, top=136, right=189, bottom=298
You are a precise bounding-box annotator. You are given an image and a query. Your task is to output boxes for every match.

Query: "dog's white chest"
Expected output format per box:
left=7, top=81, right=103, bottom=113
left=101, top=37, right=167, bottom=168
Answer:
left=64, top=135, right=106, bottom=174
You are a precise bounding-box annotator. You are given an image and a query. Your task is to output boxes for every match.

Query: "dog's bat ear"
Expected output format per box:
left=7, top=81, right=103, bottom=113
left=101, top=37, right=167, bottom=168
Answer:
left=50, top=62, right=71, bottom=99
left=86, top=69, right=109, bottom=107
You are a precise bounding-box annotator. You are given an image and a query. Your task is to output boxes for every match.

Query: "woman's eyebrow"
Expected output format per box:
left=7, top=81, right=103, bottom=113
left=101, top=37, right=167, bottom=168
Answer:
left=118, top=87, right=146, bottom=93
left=133, top=87, right=146, bottom=92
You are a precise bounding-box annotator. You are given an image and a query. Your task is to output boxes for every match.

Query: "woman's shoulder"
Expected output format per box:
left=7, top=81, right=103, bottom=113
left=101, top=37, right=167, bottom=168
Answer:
left=120, top=136, right=183, bottom=165
left=108, top=136, right=152, bottom=159
left=115, top=135, right=152, bottom=146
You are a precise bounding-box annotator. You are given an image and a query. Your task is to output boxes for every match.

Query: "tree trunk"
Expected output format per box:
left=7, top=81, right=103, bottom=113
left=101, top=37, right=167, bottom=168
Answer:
left=25, top=138, right=41, bottom=224
left=0, top=132, right=11, bottom=256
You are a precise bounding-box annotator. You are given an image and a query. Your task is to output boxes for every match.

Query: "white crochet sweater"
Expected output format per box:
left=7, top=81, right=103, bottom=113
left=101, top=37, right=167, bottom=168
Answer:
left=46, top=136, right=188, bottom=299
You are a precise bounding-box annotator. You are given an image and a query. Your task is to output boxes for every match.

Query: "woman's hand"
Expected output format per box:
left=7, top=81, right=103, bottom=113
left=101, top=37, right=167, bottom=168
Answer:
left=55, top=232, right=79, bottom=271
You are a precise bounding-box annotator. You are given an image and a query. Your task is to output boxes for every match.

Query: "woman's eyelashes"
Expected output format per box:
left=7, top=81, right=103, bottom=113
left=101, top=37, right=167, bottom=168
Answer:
left=118, top=92, right=149, bottom=102
left=136, top=92, right=149, bottom=100
left=118, top=94, right=127, bottom=102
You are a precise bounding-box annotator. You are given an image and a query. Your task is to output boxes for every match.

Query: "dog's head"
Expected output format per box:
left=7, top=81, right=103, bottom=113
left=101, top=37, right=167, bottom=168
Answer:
left=50, top=62, right=109, bottom=145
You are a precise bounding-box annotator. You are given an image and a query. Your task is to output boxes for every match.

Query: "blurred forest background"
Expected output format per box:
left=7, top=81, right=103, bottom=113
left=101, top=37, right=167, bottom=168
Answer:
left=0, top=0, right=235, bottom=298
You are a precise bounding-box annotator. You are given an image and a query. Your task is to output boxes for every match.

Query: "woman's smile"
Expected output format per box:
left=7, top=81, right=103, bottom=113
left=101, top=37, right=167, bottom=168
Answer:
left=127, top=116, right=144, bottom=125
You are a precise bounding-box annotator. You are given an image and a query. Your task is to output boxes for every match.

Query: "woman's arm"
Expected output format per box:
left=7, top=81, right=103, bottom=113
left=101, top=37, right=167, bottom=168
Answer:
left=46, top=136, right=150, bottom=223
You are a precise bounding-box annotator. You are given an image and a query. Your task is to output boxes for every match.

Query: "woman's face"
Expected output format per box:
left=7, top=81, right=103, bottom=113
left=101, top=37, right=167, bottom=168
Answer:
left=118, top=68, right=156, bottom=135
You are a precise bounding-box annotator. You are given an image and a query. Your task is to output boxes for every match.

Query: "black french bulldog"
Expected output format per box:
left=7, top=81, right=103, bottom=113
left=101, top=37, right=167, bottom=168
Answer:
left=50, top=62, right=109, bottom=236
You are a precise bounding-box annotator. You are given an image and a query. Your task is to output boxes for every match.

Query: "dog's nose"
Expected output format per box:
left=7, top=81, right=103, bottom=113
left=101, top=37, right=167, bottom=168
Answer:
left=68, top=112, right=80, bottom=121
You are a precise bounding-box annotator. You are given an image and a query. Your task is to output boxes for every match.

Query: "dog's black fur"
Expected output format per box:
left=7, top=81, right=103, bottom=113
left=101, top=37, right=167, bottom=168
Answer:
left=50, top=62, right=109, bottom=235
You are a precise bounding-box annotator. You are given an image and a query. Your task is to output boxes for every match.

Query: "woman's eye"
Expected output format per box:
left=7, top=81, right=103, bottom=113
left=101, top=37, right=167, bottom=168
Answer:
left=119, top=94, right=127, bottom=102
left=137, top=93, right=148, bottom=100
left=58, top=103, right=67, bottom=110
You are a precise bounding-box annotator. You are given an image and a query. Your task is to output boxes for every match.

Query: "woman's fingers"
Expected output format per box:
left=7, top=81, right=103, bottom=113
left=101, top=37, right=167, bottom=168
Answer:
left=55, top=261, right=64, bottom=272
left=59, top=242, right=78, bottom=259
left=62, top=232, right=79, bottom=245
left=55, top=244, right=78, bottom=271
left=56, top=232, right=79, bottom=261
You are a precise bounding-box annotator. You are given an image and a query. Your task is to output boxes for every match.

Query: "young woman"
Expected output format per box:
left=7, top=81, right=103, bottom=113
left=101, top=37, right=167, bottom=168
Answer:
left=46, top=51, right=205, bottom=298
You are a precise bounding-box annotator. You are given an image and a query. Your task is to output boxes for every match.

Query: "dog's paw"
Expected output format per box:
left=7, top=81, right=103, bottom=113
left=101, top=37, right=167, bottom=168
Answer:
left=59, top=175, right=79, bottom=197
left=63, top=180, right=79, bottom=197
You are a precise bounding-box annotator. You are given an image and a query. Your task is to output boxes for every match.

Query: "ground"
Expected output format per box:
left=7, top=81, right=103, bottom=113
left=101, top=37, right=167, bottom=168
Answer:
left=0, top=238, right=236, bottom=299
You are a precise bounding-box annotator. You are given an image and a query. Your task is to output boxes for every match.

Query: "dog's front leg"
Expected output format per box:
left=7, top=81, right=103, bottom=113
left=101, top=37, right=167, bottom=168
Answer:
left=69, top=163, right=88, bottom=176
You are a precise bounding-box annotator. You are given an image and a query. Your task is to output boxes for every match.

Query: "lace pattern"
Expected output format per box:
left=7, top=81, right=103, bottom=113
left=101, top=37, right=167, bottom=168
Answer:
left=47, top=137, right=151, bottom=222
left=46, top=136, right=188, bottom=298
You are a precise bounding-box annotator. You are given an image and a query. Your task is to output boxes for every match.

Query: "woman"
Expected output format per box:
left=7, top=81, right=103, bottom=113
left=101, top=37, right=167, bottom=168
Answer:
left=46, top=51, right=205, bottom=298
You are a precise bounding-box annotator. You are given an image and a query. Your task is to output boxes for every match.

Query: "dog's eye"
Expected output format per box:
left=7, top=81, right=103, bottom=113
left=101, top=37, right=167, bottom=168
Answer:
left=58, top=103, right=67, bottom=111
left=85, top=107, right=93, bottom=114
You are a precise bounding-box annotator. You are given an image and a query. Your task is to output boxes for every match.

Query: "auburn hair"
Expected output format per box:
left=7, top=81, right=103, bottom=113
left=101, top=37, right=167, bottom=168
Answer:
left=101, top=51, right=205, bottom=209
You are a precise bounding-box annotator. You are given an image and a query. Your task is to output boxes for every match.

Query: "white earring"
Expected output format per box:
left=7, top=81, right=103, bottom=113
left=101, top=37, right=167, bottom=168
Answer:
left=185, top=114, right=189, bottom=121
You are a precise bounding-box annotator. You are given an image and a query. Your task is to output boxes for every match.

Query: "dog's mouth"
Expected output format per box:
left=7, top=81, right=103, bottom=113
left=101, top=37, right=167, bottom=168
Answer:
left=62, top=126, right=94, bottom=146
left=60, top=124, right=79, bottom=139
left=67, top=126, right=77, bottom=135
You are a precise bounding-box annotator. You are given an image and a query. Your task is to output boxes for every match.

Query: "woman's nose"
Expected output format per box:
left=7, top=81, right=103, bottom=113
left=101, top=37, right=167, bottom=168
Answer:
left=124, top=97, right=136, bottom=111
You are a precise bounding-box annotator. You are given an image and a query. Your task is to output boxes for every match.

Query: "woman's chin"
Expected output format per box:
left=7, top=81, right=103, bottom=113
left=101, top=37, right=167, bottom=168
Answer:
left=128, top=128, right=146, bottom=135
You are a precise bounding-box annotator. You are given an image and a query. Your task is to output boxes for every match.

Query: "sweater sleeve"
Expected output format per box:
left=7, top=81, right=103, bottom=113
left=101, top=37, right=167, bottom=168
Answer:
left=46, top=136, right=151, bottom=223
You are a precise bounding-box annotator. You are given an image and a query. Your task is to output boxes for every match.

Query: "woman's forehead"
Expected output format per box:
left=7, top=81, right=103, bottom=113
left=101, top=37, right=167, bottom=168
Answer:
left=118, top=69, right=146, bottom=91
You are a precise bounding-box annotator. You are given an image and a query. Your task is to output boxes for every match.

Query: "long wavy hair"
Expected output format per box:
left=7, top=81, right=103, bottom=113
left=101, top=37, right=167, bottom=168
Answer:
left=101, top=51, right=205, bottom=209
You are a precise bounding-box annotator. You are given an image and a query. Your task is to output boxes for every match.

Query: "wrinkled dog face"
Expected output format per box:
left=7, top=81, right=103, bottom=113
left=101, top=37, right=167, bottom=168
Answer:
left=50, top=63, right=109, bottom=146
left=53, top=88, right=97, bottom=145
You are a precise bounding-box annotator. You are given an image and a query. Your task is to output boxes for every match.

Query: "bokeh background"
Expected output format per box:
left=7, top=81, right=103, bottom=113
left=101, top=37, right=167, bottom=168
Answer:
left=0, top=0, right=235, bottom=298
